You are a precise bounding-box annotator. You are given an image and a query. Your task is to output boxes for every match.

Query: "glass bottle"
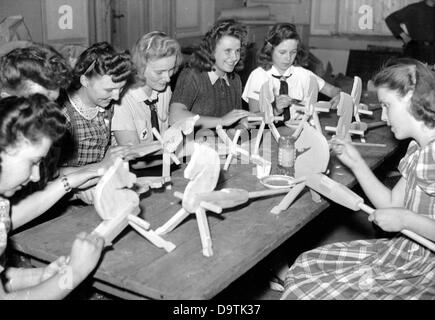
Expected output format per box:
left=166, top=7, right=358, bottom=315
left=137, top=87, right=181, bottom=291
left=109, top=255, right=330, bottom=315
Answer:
left=277, top=135, right=296, bottom=177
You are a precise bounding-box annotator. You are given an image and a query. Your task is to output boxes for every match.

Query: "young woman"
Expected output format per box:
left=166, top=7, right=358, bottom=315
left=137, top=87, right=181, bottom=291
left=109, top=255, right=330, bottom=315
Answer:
left=0, top=94, right=103, bottom=299
left=242, top=23, right=341, bottom=118
left=282, top=58, right=435, bottom=299
left=112, top=31, right=182, bottom=145
left=169, top=19, right=251, bottom=129
left=59, top=42, right=135, bottom=203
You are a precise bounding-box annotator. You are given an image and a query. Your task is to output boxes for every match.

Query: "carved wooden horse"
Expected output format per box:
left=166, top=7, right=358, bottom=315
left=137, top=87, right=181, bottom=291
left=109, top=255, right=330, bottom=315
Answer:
left=151, top=115, right=199, bottom=189
left=215, top=125, right=271, bottom=179
left=248, top=80, right=284, bottom=148
left=93, top=157, right=175, bottom=252
left=155, top=143, right=222, bottom=257
left=271, top=122, right=330, bottom=214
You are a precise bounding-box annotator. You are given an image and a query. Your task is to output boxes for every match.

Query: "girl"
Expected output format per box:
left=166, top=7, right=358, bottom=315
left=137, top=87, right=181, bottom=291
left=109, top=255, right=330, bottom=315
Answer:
left=112, top=31, right=182, bottom=146
left=0, top=94, right=103, bottom=299
left=242, top=23, right=341, bottom=118
left=282, top=58, right=435, bottom=299
left=169, top=19, right=250, bottom=129
left=59, top=42, right=135, bottom=203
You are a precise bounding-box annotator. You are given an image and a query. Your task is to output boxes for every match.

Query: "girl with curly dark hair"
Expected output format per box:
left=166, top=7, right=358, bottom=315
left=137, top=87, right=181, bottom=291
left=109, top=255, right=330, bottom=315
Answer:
left=169, top=19, right=251, bottom=129
left=0, top=43, right=72, bottom=101
left=0, top=94, right=104, bottom=299
left=59, top=42, right=135, bottom=204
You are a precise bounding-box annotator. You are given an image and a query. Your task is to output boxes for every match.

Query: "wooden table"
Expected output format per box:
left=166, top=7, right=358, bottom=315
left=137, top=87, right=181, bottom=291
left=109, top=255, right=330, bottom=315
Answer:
left=10, top=111, right=399, bottom=300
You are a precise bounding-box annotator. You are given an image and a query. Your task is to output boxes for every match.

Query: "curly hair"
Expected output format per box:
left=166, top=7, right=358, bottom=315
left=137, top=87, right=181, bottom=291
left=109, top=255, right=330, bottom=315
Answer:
left=0, top=43, right=72, bottom=94
left=131, top=31, right=182, bottom=84
left=373, top=58, right=435, bottom=128
left=189, top=19, right=248, bottom=74
left=69, top=42, right=135, bottom=92
left=257, top=23, right=308, bottom=71
left=0, top=94, right=66, bottom=175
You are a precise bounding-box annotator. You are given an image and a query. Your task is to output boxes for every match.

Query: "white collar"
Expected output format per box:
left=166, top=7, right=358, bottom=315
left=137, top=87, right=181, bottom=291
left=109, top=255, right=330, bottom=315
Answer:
left=269, top=65, right=293, bottom=78
left=129, top=86, right=159, bottom=102
left=68, top=93, right=105, bottom=120
left=208, top=71, right=230, bottom=86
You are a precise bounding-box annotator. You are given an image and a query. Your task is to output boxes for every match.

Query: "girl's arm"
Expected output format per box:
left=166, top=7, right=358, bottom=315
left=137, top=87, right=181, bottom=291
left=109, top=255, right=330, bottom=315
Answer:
left=332, top=137, right=405, bottom=208
left=371, top=208, right=435, bottom=242
left=113, top=130, right=140, bottom=146
left=0, top=232, right=103, bottom=300
left=11, top=168, right=102, bottom=229
left=319, top=82, right=341, bottom=98
left=169, top=103, right=250, bottom=129
left=248, top=98, right=260, bottom=113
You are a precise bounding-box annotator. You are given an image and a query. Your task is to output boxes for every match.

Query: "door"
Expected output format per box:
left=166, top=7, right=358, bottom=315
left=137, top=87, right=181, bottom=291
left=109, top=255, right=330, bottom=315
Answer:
left=110, top=0, right=152, bottom=51
left=310, top=0, right=339, bottom=35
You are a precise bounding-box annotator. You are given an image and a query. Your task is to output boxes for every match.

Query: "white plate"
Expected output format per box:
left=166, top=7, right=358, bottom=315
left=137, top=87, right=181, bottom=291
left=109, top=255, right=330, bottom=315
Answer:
left=260, top=175, right=297, bottom=189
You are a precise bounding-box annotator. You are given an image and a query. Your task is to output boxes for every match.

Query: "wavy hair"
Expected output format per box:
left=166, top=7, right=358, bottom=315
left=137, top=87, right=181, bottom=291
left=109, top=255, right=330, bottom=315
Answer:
left=189, top=19, right=248, bottom=74
left=69, top=42, right=135, bottom=92
left=373, top=58, right=435, bottom=128
left=131, top=31, right=182, bottom=84
left=0, top=94, right=66, bottom=175
left=257, top=23, right=308, bottom=71
left=0, top=43, right=72, bottom=94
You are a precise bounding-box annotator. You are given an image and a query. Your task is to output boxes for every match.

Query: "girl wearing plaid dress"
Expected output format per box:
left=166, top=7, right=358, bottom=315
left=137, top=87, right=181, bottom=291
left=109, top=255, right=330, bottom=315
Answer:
left=59, top=42, right=135, bottom=203
left=282, top=58, right=435, bottom=300
left=0, top=95, right=103, bottom=299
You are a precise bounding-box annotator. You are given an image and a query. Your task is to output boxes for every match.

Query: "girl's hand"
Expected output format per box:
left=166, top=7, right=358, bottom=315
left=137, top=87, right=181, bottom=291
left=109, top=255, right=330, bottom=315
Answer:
left=220, top=109, right=251, bottom=127
left=68, top=232, right=104, bottom=282
left=65, top=166, right=103, bottom=190
left=40, top=256, right=69, bottom=282
left=275, top=95, right=293, bottom=111
left=368, top=208, right=410, bottom=232
left=102, top=145, right=132, bottom=168
left=329, top=93, right=341, bottom=109
left=73, top=187, right=96, bottom=205
left=330, top=136, right=364, bottom=171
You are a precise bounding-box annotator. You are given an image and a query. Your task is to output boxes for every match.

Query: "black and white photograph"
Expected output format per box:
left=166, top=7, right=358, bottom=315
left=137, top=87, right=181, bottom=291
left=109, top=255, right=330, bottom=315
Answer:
left=0, top=0, right=434, bottom=307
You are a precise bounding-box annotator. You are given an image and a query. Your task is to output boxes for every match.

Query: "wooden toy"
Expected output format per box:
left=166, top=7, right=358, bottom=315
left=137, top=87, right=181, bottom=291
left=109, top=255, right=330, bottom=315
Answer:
left=271, top=122, right=330, bottom=214
left=150, top=115, right=199, bottom=189
left=324, top=92, right=359, bottom=140
left=92, top=157, right=175, bottom=251
left=248, top=80, right=283, bottom=146
left=305, top=173, right=435, bottom=252
left=216, top=125, right=271, bottom=179
left=154, top=143, right=222, bottom=257
left=287, top=74, right=323, bottom=134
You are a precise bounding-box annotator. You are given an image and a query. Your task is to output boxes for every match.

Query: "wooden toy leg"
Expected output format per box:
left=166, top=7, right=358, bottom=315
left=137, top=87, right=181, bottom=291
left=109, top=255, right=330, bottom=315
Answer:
left=269, top=123, right=281, bottom=142
left=129, top=220, right=176, bottom=253
left=270, top=182, right=306, bottom=215
left=309, top=189, right=322, bottom=203
left=93, top=207, right=141, bottom=246
left=154, top=208, right=189, bottom=235
left=224, top=130, right=241, bottom=171
left=195, top=207, right=213, bottom=257
left=253, top=121, right=266, bottom=156
left=162, top=152, right=172, bottom=190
